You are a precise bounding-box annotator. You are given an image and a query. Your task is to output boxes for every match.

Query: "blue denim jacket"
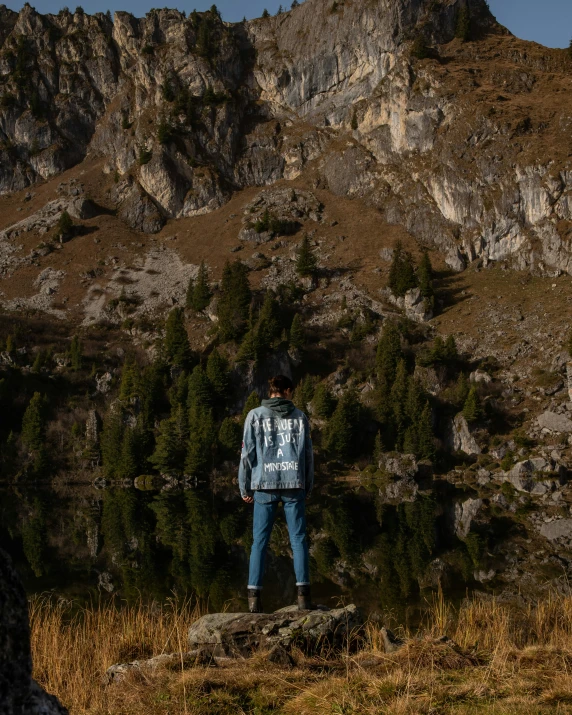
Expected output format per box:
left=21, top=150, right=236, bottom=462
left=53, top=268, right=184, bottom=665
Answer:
left=238, top=403, right=314, bottom=498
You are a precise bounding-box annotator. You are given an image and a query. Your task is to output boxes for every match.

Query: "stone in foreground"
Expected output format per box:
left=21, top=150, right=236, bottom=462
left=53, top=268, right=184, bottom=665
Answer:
left=0, top=549, right=68, bottom=715
left=187, top=604, right=363, bottom=657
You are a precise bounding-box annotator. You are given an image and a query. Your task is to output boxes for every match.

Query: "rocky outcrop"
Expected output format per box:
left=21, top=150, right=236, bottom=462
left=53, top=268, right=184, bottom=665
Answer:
left=446, top=414, right=482, bottom=456
left=0, top=549, right=68, bottom=714
left=454, top=498, right=483, bottom=539
left=186, top=604, right=362, bottom=657
left=0, top=0, right=571, bottom=277
left=537, top=411, right=572, bottom=434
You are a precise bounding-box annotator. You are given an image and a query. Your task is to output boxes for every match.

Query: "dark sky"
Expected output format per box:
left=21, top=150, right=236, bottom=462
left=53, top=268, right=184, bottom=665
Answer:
left=4, top=0, right=572, bottom=49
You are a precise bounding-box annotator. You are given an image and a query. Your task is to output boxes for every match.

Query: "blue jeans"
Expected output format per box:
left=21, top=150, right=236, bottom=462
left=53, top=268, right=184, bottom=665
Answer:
left=248, top=489, right=310, bottom=590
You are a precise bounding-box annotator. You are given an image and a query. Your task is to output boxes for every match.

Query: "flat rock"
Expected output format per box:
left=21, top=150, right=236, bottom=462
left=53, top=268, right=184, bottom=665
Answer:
left=540, top=519, right=572, bottom=542
left=537, top=411, right=572, bottom=433
left=187, top=604, right=363, bottom=657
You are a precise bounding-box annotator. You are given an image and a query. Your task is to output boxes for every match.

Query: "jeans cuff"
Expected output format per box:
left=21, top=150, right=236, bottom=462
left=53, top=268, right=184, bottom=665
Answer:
left=296, top=582, right=310, bottom=586
left=247, top=585, right=262, bottom=590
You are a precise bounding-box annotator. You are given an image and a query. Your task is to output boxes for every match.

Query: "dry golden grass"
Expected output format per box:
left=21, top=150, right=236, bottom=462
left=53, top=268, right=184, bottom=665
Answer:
left=30, top=590, right=572, bottom=714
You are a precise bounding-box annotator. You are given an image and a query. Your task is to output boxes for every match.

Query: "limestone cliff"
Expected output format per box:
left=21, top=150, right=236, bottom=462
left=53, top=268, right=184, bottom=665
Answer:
left=0, top=0, right=571, bottom=277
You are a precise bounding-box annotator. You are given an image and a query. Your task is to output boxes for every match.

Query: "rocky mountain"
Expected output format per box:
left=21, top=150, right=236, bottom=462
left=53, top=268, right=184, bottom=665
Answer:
left=0, top=0, right=571, bottom=285
left=1, top=0, right=572, bottom=625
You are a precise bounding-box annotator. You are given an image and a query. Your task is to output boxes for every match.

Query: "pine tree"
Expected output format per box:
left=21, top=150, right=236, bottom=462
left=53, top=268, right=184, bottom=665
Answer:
left=455, top=372, right=470, bottom=407
left=289, top=313, right=305, bottom=351
left=257, top=291, right=281, bottom=348
left=293, top=375, right=315, bottom=412
left=187, top=261, right=212, bottom=312
left=69, top=335, right=82, bottom=371
left=119, top=358, right=140, bottom=402
left=569, top=38, right=572, bottom=60
left=241, top=391, right=260, bottom=423
left=429, top=336, right=446, bottom=364
left=185, top=405, right=214, bottom=475
left=56, top=210, right=74, bottom=242
left=463, top=386, right=483, bottom=423
left=262, top=8, right=270, bottom=18
left=217, top=261, right=252, bottom=342
left=324, top=389, right=361, bottom=461
left=405, top=377, right=425, bottom=424
left=117, top=427, right=141, bottom=479
left=411, top=34, right=429, bottom=60
left=376, top=322, right=402, bottom=387
left=164, top=308, right=193, bottom=368
left=100, top=406, right=125, bottom=478
left=21, top=392, right=47, bottom=452
left=218, top=417, right=242, bottom=460
left=416, top=402, right=436, bottom=460
left=187, top=364, right=213, bottom=410
left=149, top=416, right=184, bottom=474
left=390, top=360, right=409, bottom=450
left=312, top=383, right=336, bottom=419
left=388, top=241, right=418, bottom=297
left=206, top=349, right=230, bottom=402
left=417, top=250, right=434, bottom=301
left=277, top=4, right=283, bottom=14
left=444, top=335, right=459, bottom=363
left=291, top=0, right=299, bottom=7
left=455, top=6, right=471, bottom=41
left=296, top=234, right=318, bottom=278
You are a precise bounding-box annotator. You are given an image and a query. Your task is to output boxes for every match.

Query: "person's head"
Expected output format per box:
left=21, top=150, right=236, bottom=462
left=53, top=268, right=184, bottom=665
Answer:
left=268, top=375, right=294, bottom=399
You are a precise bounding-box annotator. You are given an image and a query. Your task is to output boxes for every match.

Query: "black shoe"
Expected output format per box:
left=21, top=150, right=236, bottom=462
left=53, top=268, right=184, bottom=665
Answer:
left=248, top=588, right=263, bottom=613
left=297, top=585, right=313, bottom=611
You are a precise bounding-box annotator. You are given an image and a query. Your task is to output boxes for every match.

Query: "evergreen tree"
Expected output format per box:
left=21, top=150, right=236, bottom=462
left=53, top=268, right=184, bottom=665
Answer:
left=119, top=358, right=140, bottom=402
left=100, top=406, right=125, bottom=479
left=206, top=349, right=230, bottom=402
left=455, top=6, right=471, bottom=41
left=187, top=261, right=212, bottom=312
left=217, top=261, right=252, bottom=342
left=257, top=291, right=281, bottom=348
left=388, top=241, right=418, bottom=297
left=376, top=322, right=402, bottom=387
left=241, top=391, right=260, bottom=423
left=455, top=372, right=470, bottom=407
left=21, top=392, right=47, bottom=452
left=69, top=335, right=82, bottom=371
left=289, top=313, right=305, bottom=351
left=291, top=0, right=299, bottom=7
left=187, top=364, right=213, bottom=410
left=169, top=370, right=189, bottom=408
left=463, top=386, right=483, bottom=423
left=218, top=417, right=242, bottom=460
left=429, top=336, right=446, bottom=364
left=405, top=377, right=425, bottom=424
left=149, top=415, right=185, bottom=474
left=296, top=234, right=318, bottom=278
left=56, top=210, right=74, bottom=241
left=117, top=427, right=141, bottom=479
left=569, top=38, right=572, bottom=60
left=262, top=8, right=269, bottom=18
left=293, top=375, right=315, bottom=412
left=403, top=424, right=418, bottom=456
left=312, top=383, right=336, bottom=419
left=444, top=334, right=459, bottom=363
left=324, top=389, right=361, bottom=461
left=185, top=405, right=214, bottom=475
left=277, top=4, right=283, bottom=13
left=416, top=402, right=436, bottom=460
left=417, top=250, right=434, bottom=301
left=567, top=329, right=572, bottom=356
left=390, top=360, right=409, bottom=450
left=164, top=308, right=193, bottom=368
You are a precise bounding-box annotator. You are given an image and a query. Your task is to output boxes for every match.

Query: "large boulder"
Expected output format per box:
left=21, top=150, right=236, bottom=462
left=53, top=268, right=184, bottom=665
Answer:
left=537, top=411, right=572, bottom=434
left=0, top=549, right=68, bottom=714
left=187, top=604, right=362, bottom=657
left=446, top=414, right=482, bottom=456
left=454, top=498, right=483, bottom=539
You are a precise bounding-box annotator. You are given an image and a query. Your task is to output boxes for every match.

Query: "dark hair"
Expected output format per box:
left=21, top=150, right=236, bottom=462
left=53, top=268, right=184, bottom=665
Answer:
left=268, top=375, right=293, bottom=395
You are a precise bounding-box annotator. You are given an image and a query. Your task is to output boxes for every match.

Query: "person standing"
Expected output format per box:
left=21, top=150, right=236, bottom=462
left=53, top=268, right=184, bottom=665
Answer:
left=239, top=375, right=314, bottom=613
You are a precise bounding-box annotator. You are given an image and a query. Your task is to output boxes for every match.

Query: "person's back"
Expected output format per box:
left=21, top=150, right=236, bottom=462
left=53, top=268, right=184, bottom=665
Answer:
left=239, top=375, right=314, bottom=613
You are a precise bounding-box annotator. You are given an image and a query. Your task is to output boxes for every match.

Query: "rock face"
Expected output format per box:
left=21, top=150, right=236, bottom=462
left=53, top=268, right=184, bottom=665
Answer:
left=446, top=414, right=482, bottom=456
left=1, top=0, right=572, bottom=276
left=187, top=604, right=362, bottom=657
left=537, top=411, right=572, bottom=434
left=0, top=549, right=68, bottom=715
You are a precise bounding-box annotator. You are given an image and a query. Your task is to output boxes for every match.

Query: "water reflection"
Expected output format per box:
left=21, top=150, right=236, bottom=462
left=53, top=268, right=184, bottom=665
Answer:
left=0, top=479, right=469, bottom=619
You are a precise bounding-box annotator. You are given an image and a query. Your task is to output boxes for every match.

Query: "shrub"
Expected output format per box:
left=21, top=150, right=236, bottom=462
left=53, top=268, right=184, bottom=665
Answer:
left=388, top=241, right=417, bottom=297
left=296, top=235, right=318, bottom=277
left=411, top=34, right=429, bottom=59
left=456, top=6, right=471, bottom=41
left=138, top=147, right=152, bottom=165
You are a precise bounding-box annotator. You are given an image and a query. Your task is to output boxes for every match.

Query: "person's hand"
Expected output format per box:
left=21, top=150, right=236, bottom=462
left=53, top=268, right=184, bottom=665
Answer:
left=242, top=495, right=254, bottom=504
